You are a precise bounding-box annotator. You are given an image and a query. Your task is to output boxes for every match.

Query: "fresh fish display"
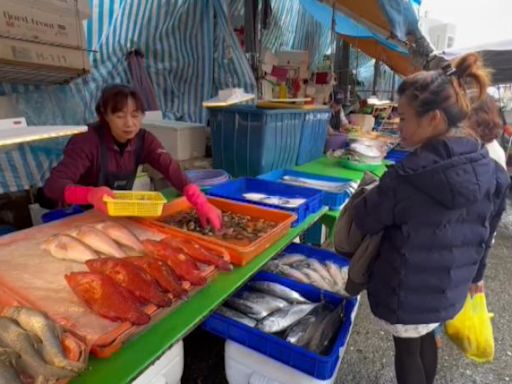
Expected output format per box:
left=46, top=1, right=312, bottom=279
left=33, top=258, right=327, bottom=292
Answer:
left=277, top=265, right=311, bottom=284
left=70, top=225, right=126, bottom=258
left=239, top=292, right=289, bottom=312
left=86, top=258, right=172, bottom=307
left=268, top=253, right=350, bottom=296
left=142, top=240, right=206, bottom=286
left=95, top=221, right=143, bottom=252
left=163, top=211, right=277, bottom=245
left=280, top=176, right=350, bottom=193
left=216, top=306, right=257, bottom=327
left=257, top=303, right=317, bottom=333
left=248, top=281, right=310, bottom=304
left=242, top=193, right=306, bottom=208
left=65, top=272, right=150, bottom=325
left=2, top=307, right=85, bottom=373
left=0, top=318, right=75, bottom=381
left=226, top=292, right=288, bottom=321
left=307, top=304, right=344, bottom=354
left=0, top=347, right=21, bottom=384
left=300, top=269, right=332, bottom=291
left=163, top=237, right=233, bottom=271
left=277, top=254, right=308, bottom=266
left=42, top=234, right=98, bottom=263
left=125, top=256, right=187, bottom=299
left=293, top=304, right=333, bottom=349
left=307, top=259, right=335, bottom=287
left=284, top=314, right=317, bottom=345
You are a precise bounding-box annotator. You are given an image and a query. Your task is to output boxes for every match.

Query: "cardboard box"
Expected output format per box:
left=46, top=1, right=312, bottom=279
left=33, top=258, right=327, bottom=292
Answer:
left=9, top=0, right=90, bottom=20
left=0, top=3, right=86, bottom=49
left=0, top=37, right=90, bottom=71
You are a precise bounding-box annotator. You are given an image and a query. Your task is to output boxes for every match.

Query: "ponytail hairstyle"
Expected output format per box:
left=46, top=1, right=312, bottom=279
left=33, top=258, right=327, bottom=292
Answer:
left=465, top=94, right=503, bottom=143
left=397, top=53, right=491, bottom=129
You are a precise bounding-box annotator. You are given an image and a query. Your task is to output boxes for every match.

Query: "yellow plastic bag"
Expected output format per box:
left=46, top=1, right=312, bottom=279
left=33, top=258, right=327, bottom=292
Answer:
left=445, top=293, right=494, bottom=363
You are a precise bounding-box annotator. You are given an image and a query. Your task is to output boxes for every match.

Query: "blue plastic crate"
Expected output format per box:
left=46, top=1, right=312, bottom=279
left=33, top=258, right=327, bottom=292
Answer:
left=41, top=206, right=84, bottom=224
left=209, top=106, right=304, bottom=177
left=297, top=111, right=330, bottom=165
left=206, top=178, right=324, bottom=227
left=385, top=149, right=410, bottom=164
left=259, top=169, right=352, bottom=210
left=203, top=268, right=358, bottom=380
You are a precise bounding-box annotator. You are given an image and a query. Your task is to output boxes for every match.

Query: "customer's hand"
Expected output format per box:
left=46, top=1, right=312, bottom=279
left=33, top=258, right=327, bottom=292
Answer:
left=469, top=280, right=485, bottom=297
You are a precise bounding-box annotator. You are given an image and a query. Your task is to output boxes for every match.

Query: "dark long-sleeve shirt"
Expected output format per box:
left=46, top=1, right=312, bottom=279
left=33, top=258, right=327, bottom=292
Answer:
left=43, top=122, right=190, bottom=204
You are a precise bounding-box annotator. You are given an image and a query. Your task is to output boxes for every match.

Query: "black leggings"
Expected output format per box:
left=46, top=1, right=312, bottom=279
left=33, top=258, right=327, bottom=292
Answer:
left=393, top=331, right=438, bottom=384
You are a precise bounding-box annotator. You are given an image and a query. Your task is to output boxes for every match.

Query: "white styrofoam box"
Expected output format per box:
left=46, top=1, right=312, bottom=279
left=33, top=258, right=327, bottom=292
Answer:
left=0, top=37, right=90, bottom=71
left=225, top=341, right=341, bottom=384
left=349, top=114, right=376, bottom=132
left=261, top=49, right=278, bottom=66
left=11, top=0, right=90, bottom=19
left=142, top=119, right=206, bottom=161
left=276, top=50, right=309, bottom=66
left=133, top=341, right=184, bottom=384
left=0, top=3, right=86, bottom=49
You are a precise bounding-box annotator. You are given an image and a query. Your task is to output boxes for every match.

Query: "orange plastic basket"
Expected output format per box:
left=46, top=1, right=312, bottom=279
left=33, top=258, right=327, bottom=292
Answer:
left=137, top=197, right=296, bottom=266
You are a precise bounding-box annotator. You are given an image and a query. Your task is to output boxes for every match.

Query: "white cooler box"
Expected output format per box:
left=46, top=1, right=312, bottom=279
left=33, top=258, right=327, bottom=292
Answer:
left=133, top=341, right=184, bottom=384
left=225, top=341, right=342, bottom=384
left=142, top=116, right=206, bottom=161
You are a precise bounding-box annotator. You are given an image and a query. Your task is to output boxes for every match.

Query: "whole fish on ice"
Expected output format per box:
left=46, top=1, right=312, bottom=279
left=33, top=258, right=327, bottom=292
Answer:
left=248, top=281, right=310, bottom=304
left=216, top=306, right=257, bottom=327
left=257, top=303, right=317, bottom=333
left=42, top=234, right=98, bottom=263
left=0, top=318, right=75, bottom=381
left=70, top=226, right=126, bottom=258
left=3, top=307, right=85, bottom=373
left=95, top=221, right=143, bottom=252
left=0, top=347, right=21, bottom=384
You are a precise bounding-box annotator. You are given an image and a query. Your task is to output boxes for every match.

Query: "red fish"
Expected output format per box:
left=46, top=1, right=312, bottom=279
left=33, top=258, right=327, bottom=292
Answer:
left=85, top=258, right=172, bottom=307
left=163, top=237, right=233, bottom=271
left=142, top=240, right=206, bottom=286
left=125, top=256, right=187, bottom=299
left=65, top=272, right=150, bottom=325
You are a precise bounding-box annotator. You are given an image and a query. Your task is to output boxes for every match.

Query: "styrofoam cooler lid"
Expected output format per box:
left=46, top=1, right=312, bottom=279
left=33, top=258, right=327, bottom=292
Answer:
left=185, top=169, right=230, bottom=187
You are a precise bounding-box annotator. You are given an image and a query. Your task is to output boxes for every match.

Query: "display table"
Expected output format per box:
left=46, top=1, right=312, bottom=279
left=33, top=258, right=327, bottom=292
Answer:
left=71, top=207, right=327, bottom=384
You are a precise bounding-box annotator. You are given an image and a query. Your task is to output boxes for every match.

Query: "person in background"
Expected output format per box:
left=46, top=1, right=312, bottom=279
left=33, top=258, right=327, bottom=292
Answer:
left=465, top=94, right=507, bottom=169
left=351, top=54, right=510, bottom=384
left=328, top=94, right=351, bottom=135
left=40, top=84, right=222, bottom=230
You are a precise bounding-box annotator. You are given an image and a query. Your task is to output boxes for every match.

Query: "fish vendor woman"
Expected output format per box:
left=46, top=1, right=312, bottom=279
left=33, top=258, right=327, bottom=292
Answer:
left=39, top=84, right=222, bottom=230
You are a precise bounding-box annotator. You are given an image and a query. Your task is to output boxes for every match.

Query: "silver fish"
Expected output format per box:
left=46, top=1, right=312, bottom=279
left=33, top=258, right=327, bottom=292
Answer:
left=284, top=315, right=316, bottom=345
left=278, top=265, right=311, bottom=284
left=307, top=259, right=335, bottom=288
left=300, top=269, right=332, bottom=291
left=95, top=221, right=143, bottom=252
left=262, top=260, right=281, bottom=273
left=227, top=295, right=287, bottom=320
left=257, top=304, right=317, bottom=333
left=70, top=225, right=126, bottom=258
left=278, top=254, right=307, bottom=265
left=248, top=281, right=310, bottom=304
left=307, top=304, right=344, bottom=354
left=42, top=234, right=98, bottom=263
left=3, top=307, right=85, bottom=373
left=216, top=306, right=257, bottom=327
left=0, top=318, right=75, bottom=381
left=325, top=261, right=344, bottom=286
left=239, top=291, right=289, bottom=312
left=0, top=347, right=21, bottom=384
left=295, top=304, right=333, bottom=349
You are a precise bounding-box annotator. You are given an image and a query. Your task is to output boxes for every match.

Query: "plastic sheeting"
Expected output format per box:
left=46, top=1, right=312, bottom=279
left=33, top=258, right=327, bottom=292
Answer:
left=0, top=0, right=256, bottom=194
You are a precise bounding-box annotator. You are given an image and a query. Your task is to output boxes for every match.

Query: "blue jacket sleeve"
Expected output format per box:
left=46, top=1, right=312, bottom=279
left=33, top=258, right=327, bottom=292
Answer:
left=353, top=169, right=396, bottom=235
left=473, top=171, right=510, bottom=283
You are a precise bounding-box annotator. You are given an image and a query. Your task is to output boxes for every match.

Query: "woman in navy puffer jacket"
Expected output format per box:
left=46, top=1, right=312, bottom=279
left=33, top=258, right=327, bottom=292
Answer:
left=353, top=54, right=510, bottom=384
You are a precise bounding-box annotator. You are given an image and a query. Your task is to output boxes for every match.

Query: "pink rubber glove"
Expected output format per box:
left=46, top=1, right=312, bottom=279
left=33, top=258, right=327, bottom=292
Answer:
left=64, top=185, right=114, bottom=214
left=184, top=184, right=223, bottom=231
